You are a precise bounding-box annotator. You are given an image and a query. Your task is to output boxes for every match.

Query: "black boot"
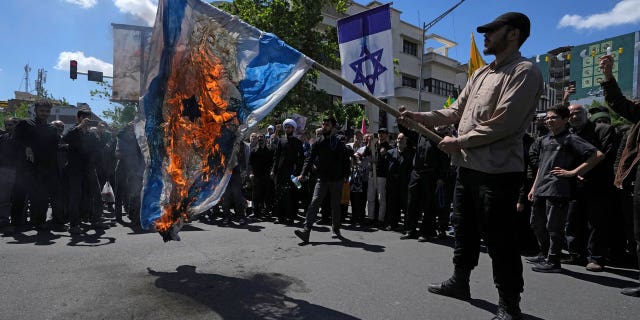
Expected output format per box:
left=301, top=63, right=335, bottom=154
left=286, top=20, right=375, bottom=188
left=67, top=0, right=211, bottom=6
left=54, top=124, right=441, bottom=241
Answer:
left=427, top=267, right=471, bottom=301
left=492, top=291, right=523, bottom=320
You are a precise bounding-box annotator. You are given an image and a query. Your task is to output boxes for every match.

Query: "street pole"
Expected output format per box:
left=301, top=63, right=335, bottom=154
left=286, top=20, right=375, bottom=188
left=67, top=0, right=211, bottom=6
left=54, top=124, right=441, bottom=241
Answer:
left=417, top=0, right=466, bottom=113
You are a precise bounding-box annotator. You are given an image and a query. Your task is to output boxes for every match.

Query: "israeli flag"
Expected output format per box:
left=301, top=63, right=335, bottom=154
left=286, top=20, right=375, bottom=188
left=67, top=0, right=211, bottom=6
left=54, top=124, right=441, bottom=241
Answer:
left=338, top=4, right=394, bottom=104
left=137, top=0, right=311, bottom=235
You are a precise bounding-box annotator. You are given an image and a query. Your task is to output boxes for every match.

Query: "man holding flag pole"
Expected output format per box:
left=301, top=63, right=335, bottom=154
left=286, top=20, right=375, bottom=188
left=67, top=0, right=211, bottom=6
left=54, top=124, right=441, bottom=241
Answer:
left=400, top=12, right=542, bottom=320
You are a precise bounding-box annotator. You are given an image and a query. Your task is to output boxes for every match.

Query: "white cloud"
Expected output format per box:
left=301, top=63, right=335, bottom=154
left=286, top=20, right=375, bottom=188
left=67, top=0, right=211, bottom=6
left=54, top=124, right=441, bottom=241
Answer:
left=63, top=0, right=98, bottom=9
left=558, top=0, right=640, bottom=30
left=54, top=51, right=113, bottom=77
left=113, top=0, right=158, bottom=26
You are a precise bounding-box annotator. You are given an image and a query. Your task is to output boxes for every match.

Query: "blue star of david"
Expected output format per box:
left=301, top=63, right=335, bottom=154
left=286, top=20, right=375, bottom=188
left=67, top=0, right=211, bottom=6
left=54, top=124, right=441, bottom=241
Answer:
left=349, top=44, right=388, bottom=94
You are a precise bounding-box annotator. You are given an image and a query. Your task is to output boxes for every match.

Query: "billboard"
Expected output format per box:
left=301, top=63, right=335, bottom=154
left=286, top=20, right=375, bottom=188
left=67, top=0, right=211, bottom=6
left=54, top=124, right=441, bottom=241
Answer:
left=111, top=23, right=153, bottom=102
left=570, top=31, right=638, bottom=99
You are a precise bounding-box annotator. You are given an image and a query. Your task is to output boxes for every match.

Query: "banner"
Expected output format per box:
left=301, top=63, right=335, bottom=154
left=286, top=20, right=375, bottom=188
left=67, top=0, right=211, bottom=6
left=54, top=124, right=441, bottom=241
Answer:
left=112, top=24, right=153, bottom=102
left=338, top=4, right=394, bottom=103
left=137, top=0, right=312, bottom=240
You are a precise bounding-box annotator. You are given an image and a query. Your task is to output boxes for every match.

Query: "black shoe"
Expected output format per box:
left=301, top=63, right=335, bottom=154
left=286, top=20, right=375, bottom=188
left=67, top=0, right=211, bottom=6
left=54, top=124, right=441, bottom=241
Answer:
left=621, top=286, right=640, bottom=297
left=491, top=306, right=524, bottom=320
left=294, top=229, right=310, bottom=243
left=525, top=254, right=546, bottom=264
left=427, top=278, right=471, bottom=301
left=400, top=232, right=418, bottom=240
left=332, top=227, right=341, bottom=238
left=561, top=254, right=587, bottom=266
left=531, top=260, right=562, bottom=273
left=436, top=230, right=447, bottom=239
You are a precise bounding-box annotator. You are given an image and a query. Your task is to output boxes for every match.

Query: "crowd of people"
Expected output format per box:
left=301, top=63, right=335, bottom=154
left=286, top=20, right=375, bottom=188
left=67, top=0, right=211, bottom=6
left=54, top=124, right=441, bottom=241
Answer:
left=1, top=11, right=639, bottom=320
left=0, top=100, right=144, bottom=235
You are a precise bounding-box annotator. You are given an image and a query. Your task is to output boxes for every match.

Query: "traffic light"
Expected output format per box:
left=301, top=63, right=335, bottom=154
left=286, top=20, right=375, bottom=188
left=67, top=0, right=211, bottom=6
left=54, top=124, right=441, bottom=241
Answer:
left=70, top=60, right=77, bottom=80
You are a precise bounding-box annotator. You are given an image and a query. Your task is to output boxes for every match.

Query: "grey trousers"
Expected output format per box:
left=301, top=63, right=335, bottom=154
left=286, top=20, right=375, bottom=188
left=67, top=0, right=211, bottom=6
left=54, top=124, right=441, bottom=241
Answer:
left=303, top=179, right=343, bottom=231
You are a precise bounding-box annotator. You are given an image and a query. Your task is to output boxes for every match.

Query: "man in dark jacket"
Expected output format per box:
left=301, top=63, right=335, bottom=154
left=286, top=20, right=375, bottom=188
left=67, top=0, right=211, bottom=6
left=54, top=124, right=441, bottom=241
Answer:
left=385, top=132, right=414, bottom=231
left=0, top=118, right=21, bottom=233
left=114, top=122, right=145, bottom=225
left=271, top=119, right=305, bottom=224
left=564, top=103, right=616, bottom=271
left=63, top=108, right=105, bottom=234
left=14, top=100, right=65, bottom=229
left=399, top=124, right=449, bottom=240
left=294, top=117, right=350, bottom=242
left=249, top=134, right=273, bottom=218
left=600, top=54, right=640, bottom=297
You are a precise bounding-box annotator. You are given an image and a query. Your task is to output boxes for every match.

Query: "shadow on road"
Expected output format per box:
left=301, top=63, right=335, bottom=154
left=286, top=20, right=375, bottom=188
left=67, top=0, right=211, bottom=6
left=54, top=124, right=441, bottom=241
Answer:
left=562, top=269, right=639, bottom=289
left=469, top=298, right=546, bottom=320
left=305, top=234, right=386, bottom=253
left=3, top=229, right=62, bottom=245
left=147, top=265, right=360, bottom=320
left=67, top=229, right=116, bottom=247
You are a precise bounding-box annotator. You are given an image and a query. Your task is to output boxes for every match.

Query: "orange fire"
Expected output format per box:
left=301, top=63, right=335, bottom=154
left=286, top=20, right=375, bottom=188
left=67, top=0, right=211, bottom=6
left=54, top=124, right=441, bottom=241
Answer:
left=154, top=42, right=237, bottom=232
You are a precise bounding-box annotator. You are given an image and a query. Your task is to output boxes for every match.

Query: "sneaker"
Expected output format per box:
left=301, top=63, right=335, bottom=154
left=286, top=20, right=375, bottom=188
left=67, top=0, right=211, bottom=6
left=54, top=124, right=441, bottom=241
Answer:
left=531, top=260, right=562, bottom=273
left=418, top=236, right=429, bottom=242
left=492, top=305, right=524, bottom=320
left=400, top=232, right=418, bottom=240
left=525, top=254, right=546, bottom=264
left=427, top=277, right=471, bottom=301
left=294, top=229, right=310, bottom=243
left=69, top=225, right=83, bottom=234
left=586, top=262, right=604, bottom=272
left=238, top=218, right=248, bottom=225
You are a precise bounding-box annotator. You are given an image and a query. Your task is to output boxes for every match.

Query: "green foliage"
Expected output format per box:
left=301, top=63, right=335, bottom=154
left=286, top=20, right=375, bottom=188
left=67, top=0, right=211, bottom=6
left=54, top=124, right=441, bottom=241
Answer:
left=323, top=101, right=365, bottom=131
left=588, top=100, right=631, bottom=128
left=215, top=0, right=348, bottom=129
left=0, top=102, right=30, bottom=129
left=90, top=80, right=138, bottom=130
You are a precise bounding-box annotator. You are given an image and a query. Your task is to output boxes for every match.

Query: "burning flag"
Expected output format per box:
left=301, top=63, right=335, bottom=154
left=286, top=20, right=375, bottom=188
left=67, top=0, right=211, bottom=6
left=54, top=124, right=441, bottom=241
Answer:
left=137, top=0, right=312, bottom=241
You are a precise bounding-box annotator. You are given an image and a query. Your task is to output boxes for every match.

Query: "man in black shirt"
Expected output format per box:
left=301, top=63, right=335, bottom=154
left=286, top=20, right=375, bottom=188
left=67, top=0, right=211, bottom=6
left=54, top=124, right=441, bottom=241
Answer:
left=294, top=117, right=350, bottom=242
left=63, top=108, right=105, bottom=234
left=14, top=100, right=65, bottom=230
left=249, top=134, right=273, bottom=218
left=0, top=118, right=20, bottom=233
left=271, top=119, right=305, bottom=224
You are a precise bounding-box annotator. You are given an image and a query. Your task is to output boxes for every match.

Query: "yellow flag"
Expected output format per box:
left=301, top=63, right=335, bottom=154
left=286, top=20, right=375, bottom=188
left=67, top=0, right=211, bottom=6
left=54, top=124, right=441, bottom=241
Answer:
left=468, top=32, right=486, bottom=78
left=443, top=96, right=456, bottom=109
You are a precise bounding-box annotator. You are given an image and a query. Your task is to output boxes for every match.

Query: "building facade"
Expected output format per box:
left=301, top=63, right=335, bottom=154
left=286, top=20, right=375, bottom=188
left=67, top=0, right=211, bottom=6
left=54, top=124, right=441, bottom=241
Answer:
left=320, top=1, right=468, bottom=133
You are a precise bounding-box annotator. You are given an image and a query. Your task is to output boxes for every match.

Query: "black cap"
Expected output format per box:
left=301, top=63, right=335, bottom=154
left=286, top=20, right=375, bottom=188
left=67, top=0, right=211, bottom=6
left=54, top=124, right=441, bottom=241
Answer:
left=378, top=127, right=388, bottom=134
left=477, top=12, right=530, bottom=39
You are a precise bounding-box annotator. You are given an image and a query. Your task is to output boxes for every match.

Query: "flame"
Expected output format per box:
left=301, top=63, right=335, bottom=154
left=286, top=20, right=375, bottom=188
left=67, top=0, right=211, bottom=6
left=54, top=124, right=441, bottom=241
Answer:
left=154, top=42, right=237, bottom=232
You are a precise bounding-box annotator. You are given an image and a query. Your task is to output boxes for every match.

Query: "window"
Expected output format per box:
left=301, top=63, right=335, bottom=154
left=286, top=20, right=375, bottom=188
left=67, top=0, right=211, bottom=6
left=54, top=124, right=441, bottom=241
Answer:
left=402, top=76, right=417, bottom=88
left=403, top=39, right=417, bottom=56
left=424, top=78, right=457, bottom=97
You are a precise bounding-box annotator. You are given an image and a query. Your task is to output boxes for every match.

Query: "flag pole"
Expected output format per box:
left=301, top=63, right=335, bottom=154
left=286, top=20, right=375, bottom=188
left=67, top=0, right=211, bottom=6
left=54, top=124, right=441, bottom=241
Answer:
left=311, top=60, right=443, bottom=144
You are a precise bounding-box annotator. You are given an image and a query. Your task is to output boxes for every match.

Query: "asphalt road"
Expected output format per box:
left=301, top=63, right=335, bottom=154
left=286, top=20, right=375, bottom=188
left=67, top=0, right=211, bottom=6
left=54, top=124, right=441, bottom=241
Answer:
left=1, top=215, right=639, bottom=320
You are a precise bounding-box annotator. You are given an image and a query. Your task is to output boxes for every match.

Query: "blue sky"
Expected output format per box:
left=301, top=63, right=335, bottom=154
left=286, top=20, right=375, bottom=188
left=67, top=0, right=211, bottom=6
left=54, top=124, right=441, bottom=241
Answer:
left=0, top=0, right=639, bottom=119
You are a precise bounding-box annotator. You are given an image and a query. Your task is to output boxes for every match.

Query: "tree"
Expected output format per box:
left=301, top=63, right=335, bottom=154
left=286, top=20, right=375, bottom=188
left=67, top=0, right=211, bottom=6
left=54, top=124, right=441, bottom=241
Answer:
left=216, top=0, right=349, bottom=131
left=0, top=102, right=30, bottom=129
left=588, top=99, right=631, bottom=128
left=90, top=80, right=138, bottom=130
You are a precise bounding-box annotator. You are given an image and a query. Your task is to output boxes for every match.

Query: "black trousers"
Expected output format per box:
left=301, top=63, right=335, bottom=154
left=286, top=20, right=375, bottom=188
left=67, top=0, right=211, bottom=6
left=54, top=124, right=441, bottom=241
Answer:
left=565, top=184, right=610, bottom=265
left=451, top=168, right=524, bottom=294
left=632, top=165, right=640, bottom=276
left=405, top=171, right=437, bottom=235
left=27, top=165, right=65, bottom=225
left=67, top=166, right=101, bottom=227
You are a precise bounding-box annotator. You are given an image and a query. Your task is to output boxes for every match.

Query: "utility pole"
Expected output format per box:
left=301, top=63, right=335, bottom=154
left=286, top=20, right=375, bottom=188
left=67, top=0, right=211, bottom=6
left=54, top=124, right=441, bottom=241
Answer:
left=23, top=64, right=31, bottom=93
left=417, top=0, right=466, bottom=112
left=35, top=68, right=47, bottom=98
